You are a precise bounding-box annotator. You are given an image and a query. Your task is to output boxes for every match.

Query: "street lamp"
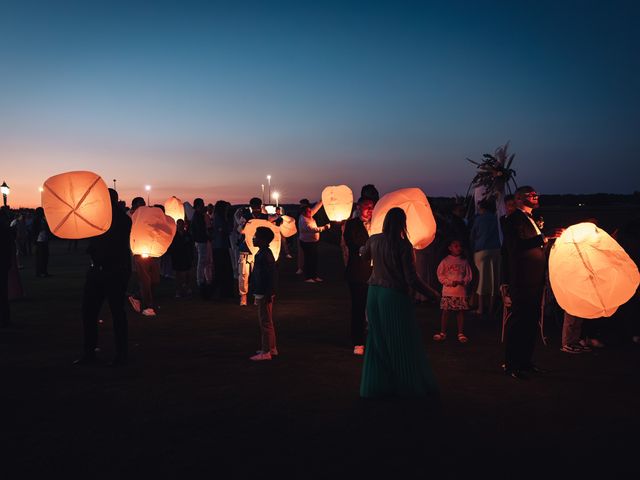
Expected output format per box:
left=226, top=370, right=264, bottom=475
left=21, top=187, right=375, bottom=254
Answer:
left=145, top=185, right=151, bottom=205
left=266, top=175, right=271, bottom=205
left=272, top=191, right=280, bottom=208
left=1, top=181, right=9, bottom=207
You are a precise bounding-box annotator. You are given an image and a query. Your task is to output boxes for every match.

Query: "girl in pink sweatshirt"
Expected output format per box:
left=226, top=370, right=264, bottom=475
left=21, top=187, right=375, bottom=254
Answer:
left=435, top=239, right=472, bottom=343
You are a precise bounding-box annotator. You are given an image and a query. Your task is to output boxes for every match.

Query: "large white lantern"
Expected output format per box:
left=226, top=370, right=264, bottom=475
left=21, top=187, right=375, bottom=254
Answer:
left=164, top=196, right=185, bottom=222
left=243, top=219, right=281, bottom=261
left=549, top=222, right=640, bottom=318
left=279, top=215, right=297, bottom=238
left=41, top=171, right=112, bottom=239
left=130, top=206, right=177, bottom=257
left=370, top=188, right=436, bottom=249
left=322, top=185, right=354, bottom=222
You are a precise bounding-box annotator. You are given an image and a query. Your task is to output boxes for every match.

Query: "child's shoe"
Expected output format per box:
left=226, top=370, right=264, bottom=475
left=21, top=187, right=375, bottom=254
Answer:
left=250, top=351, right=272, bottom=361
left=457, top=333, right=468, bottom=343
left=433, top=332, right=446, bottom=341
left=353, top=345, right=364, bottom=355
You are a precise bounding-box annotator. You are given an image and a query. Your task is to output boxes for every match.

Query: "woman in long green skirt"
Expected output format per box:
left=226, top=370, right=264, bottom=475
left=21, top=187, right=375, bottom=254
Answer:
left=360, top=208, right=438, bottom=398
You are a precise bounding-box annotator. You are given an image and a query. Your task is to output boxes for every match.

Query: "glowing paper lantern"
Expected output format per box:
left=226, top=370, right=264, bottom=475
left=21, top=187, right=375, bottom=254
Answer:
left=130, top=206, right=177, bottom=257
left=183, top=202, right=195, bottom=221
left=243, top=219, right=281, bottom=261
left=549, top=222, right=640, bottom=319
left=322, top=185, right=354, bottom=222
left=370, top=188, right=436, bottom=250
left=280, top=215, right=297, bottom=238
left=41, top=171, right=112, bottom=239
left=164, top=196, right=185, bottom=222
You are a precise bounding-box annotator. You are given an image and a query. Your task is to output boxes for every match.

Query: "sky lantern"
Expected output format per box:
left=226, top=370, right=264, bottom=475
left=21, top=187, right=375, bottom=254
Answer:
left=243, top=219, right=281, bottom=261
left=164, top=196, right=185, bottom=222
left=130, top=206, right=177, bottom=257
left=322, top=185, right=353, bottom=221
left=41, top=171, right=112, bottom=239
left=279, top=215, right=297, bottom=238
left=370, top=188, right=436, bottom=250
left=549, top=222, right=640, bottom=319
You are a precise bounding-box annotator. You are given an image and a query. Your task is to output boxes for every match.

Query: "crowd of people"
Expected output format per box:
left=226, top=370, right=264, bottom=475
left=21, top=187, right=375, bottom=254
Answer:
left=2, top=181, right=640, bottom=396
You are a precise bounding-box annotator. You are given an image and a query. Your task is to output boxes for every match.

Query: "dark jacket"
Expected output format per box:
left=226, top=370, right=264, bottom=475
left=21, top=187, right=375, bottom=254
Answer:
left=87, top=204, right=132, bottom=271
left=362, top=233, right=433, bottom=297
left=0, top=211, right=12, bottom=272
left=190, top=211, right=209, bottom=243
left=250, top=247, right=277, bottom=297
left=169, top=230, right=195, bottom=272
left=343, top=217, right=372, bottom=283
left=502, top=209, right=546, bottom=294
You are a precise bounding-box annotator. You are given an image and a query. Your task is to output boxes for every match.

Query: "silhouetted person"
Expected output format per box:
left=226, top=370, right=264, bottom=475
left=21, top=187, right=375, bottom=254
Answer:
left=33, top=207, right=51, bottom=277
left=75, top=189, right=132, bottom=366
left=360, top=184, right=380, bottom=204
left=502, top=186, right=561, bottom=379
left=0, top=207, right=13, bottom=327
left=343, top=197, right=374, bottom=355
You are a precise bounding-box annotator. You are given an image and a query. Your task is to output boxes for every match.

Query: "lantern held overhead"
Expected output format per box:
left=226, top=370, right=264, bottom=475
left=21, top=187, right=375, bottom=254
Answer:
left=130, top=206, right=177, bottom=258
left=164, top=196, right=185, bottom=222
left=322, top=185, right=354, bottom=222
left=549, top=222, right=640, bottom=319
left=370, top=188, right=436, bottom=250
left=243, top=219, right=281, bottom=261
left=279, top=215, right=297, bottom=238
left=41, top=171, right=112, bottom=239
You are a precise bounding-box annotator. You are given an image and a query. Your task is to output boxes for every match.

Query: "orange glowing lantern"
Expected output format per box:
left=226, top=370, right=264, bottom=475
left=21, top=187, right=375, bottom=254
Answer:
left=243, top=219, right=281, bottom=261
left=130, top=206, right=177, bottom=257
left=280, top=215, right=297, bottom=238
left=41, top=171, right=112, bottom=239
left=370, top=188, right=436, bottom=250
left=322, top=185, right=354, bottom=222
left=549, top=222, right=640, bottom=318
left=164, top=196, right=185, bottom=222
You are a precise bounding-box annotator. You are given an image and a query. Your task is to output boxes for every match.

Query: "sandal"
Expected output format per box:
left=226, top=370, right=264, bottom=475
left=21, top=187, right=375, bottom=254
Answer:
left=433, top=332, right=447, bottom=341
left=458, top=333, right=468, bottom=343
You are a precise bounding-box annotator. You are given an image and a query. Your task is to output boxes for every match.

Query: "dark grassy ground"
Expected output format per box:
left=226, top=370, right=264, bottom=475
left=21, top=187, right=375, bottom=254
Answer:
left=2, top=239, right=639, bottom=478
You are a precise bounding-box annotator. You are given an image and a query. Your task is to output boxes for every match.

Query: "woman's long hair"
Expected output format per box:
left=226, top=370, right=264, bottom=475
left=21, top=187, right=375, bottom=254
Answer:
left=382, top=207, right=409, bottom=252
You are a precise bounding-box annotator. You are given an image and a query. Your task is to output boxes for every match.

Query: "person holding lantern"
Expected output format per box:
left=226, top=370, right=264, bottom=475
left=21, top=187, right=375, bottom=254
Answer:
left=75, top=189, right=132, bottom=366
left=33, top=207, right=51, bottom=277
left=343, top=197, right=374, bottom=355
left=502, top=186, right=562, bottom=380
left=298, top=201, right=329, bottom=283
left=359, top=207, right=438, bottom=398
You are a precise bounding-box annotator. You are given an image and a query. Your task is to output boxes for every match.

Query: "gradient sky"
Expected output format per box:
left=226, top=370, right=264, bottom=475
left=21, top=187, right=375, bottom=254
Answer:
left=1, top=0, right=639, bottom=207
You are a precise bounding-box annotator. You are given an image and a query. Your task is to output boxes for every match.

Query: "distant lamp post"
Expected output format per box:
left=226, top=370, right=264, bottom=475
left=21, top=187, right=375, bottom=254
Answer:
left=266, top=175, right=271, bottom=204
left=145, top=185, right=151, bottom=205
left=38, top=186, right=44, bottom=193
left=272, top=191, right=280, bottom=208
left=1, top=181, right=9, bottom=207
left=261, top=184, right=265, bottom=204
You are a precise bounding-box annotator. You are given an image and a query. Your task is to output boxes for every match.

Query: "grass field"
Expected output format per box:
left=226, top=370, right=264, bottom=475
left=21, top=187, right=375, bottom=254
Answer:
left=2, top=239, right=639, bottom=478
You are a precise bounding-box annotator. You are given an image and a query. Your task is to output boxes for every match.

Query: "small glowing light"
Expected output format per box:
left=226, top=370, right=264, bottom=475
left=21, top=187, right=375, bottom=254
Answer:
left=272, top=192, right=280, bottom=200
left=145, top=185, right=151, bottom=192
left=266, top=175, right=271, bottom=181
left=141, top=253, right=149, bottom=258
left=38, top=186, right=44, bottom=193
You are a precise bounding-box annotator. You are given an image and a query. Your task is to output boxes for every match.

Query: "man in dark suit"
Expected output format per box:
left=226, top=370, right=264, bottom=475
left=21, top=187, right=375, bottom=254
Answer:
left=75, top=189, right=132, bottom=366
left=502, top=186, right=561, bottom=379
left=343, top=197, right=374, bottom=355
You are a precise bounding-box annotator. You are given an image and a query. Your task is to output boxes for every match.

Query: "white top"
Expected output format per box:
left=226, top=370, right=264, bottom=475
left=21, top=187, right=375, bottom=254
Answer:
left=298, top=215, right=323, bottom=242
left=437, top=254, right=472, bottom=297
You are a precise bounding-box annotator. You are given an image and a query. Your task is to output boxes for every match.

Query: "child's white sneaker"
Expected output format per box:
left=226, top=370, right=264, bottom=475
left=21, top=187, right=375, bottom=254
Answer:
left=142, top=308, right=156, bottom=317
left=353, top=345, right=364, bottom=355
left=239, top=295, right=247, bottom=306
left=250, top=351, right=272, bottom=361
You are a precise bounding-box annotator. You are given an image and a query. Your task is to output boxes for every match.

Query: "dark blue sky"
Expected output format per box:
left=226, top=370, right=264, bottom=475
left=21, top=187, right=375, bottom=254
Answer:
left=1, top=0, right=638, bottom=206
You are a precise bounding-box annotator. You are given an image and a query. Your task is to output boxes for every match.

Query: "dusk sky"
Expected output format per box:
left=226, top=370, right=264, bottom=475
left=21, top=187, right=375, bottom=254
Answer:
left=1, top=0, right=638, bottom=207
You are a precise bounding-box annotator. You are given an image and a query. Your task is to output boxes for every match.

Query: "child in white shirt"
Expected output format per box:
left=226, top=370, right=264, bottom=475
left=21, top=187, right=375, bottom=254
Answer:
left=435, top=239, right=472, bottom=343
